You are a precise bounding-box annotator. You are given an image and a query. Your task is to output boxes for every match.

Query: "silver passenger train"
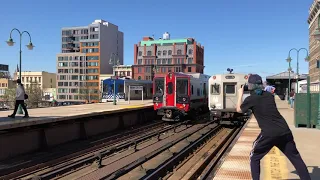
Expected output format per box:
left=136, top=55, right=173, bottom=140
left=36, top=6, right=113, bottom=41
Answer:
left=208, top=70, right=252, bottom=125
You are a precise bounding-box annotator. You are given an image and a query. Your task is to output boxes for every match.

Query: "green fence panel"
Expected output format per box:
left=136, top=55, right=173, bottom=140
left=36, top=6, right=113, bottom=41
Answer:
left=294, top=93, right=318, bottom=128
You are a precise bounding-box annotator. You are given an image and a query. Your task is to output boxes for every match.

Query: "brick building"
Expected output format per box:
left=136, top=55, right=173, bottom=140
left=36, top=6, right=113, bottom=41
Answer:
left=132, top=32, right=204, bottom=80
left=308, top=0, right=320, bottom=82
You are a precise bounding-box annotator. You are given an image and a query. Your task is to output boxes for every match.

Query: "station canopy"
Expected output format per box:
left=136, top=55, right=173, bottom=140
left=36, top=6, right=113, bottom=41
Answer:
left=266, top=71, right=308, bottom=80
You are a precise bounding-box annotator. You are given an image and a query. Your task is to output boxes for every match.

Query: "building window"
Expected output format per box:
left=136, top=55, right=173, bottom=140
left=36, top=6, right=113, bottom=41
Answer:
left=147, top=51, right=152, bottom=56
left=161, top=67, right=166, bottom=73
left=187, top=58, right=193, bottom=64
left=127, top=71, right=131, bottom=76
left=163, top=50, right=167, bottom=56
left=138, top=67, right=142, bottom=73
left=162, top=59, right=166, bottom=64
left=177, top=49, right=182, bottom=55
left=188, top=49, right=193, bottom=54
left=138, top=76, right=141, bottom=80
left=157, top=59, right=161, bottom=65
left=168, top=50, right=172, bottom=55
left=138, top=51, right=142, bottom=56
left=137, top=59, right=142, bottom=65
left=157, top=51, right=161, bottom=56
left=188, top=67, right=192, bottom=72
left=167, top=59, right=172, bottom=64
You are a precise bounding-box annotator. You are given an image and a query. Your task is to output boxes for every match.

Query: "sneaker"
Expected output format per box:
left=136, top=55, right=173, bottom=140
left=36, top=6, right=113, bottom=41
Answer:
left=8, top=115, right=15, bottom=118
left=23, top=115, right=29, bottom=118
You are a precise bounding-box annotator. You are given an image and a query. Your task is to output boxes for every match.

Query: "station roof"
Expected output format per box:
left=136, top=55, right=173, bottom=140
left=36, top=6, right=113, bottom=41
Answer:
left=266, top=71, right=308, bottom=80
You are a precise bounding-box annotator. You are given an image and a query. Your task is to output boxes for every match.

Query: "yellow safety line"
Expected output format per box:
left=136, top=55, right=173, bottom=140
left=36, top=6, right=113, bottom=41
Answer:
left=121, top=105, right=145, bottom=109
left=263, top=147, right=288, bottom=180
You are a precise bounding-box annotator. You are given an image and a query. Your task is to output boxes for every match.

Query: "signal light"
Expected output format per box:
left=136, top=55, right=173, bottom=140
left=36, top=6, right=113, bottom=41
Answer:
left=244, top=75, right=248, bottom=79
left=213, top=76, right=216, bottom=79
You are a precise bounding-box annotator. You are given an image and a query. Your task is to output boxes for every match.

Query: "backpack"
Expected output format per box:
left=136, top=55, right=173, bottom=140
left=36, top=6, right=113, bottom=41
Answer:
left=24, top=94, right=28, bottom=100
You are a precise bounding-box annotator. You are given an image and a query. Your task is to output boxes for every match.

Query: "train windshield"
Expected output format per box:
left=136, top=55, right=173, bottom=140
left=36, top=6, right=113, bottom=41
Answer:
left=154, top=78, right=164, bottom=95
left=176, top=78, right=188, bottom=96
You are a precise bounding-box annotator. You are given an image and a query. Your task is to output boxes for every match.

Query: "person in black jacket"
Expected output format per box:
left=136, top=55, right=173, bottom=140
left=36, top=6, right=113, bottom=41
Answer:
left=236, top=74, right=310, bottom=180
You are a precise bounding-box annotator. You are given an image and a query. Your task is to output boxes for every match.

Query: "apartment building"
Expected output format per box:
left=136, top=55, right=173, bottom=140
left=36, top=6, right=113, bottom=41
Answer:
left=308, top=0, right=320, bottom=82
left=0, top=78, right=14, bottom=97
left=113, top=65, right=132, bottom=78
left=14, top=71, right=56, bottom=89
left=57, top=19, right=124, bottom=103
left=132, top=32, right=204, bottom=80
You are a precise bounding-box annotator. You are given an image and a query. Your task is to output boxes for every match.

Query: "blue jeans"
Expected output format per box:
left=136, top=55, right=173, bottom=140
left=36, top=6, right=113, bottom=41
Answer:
left=290, top=98, right=294, bottom=108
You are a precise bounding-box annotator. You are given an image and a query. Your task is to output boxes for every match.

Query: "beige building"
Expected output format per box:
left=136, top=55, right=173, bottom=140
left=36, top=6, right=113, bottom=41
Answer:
left=14, top=71, right=56, bottom=89
left=113, top=65, right=132, bottom=78
left=0, top=78, right=15, bottom=97
left=308, top=0, right=320, bottom=82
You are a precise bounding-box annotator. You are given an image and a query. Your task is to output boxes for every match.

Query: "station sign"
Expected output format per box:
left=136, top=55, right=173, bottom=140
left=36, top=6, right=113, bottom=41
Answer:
left=0, top=64, right=8, bottom=71
left=130, top=86, right=143, bottom=91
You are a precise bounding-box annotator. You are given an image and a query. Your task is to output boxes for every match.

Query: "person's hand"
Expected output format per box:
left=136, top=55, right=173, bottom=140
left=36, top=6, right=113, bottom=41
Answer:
left=238, top=86, right=244, bottom=97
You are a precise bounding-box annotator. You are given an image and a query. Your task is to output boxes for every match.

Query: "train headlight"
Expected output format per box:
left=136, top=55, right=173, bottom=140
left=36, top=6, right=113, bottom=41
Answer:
left=211, top=104, right=216, bottom=108
left=182, top=97, right=186, bottom=101
left=183, top=104, right=186, bottom=107
left=156, top=103, right=158, bottom=106
left=155, top=97, right=159, bottom=101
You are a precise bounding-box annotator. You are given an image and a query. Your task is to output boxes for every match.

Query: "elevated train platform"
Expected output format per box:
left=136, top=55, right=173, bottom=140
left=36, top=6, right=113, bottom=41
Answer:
left=0, top=100, right=154, bottom=161
left=213, top=97, right=320, bottom=180
left=0, top=100, right=153, bottom=131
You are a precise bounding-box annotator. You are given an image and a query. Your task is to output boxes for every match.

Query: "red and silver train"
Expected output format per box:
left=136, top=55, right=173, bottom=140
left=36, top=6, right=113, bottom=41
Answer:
left=153, top=72, right=211, bottom=121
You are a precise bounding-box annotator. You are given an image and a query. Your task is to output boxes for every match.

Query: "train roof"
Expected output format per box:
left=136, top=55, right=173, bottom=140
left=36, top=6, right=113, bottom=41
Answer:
left=103, top=78, right=152, bottom=85
left=154, top=72, right=210, bottom=79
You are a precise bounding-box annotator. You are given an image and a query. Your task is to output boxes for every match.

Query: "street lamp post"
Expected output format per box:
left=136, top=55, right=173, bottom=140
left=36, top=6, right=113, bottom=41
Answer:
left=286, top=57, right=292, bottom=104
left=287, top=48, right=309, bottom=94
left=311, top=15, right=320, bottom=129
left=109, top=53, right=120, bottom=105
left=6, top=28, right=34, bottom=114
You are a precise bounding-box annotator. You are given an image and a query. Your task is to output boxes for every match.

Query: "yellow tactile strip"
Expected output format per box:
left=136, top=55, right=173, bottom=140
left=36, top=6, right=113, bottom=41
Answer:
left=213, top=117, right=288, bottom=180
left=263, top=147, right=288, bottom=180
left=213, top=118, right=260, bottom=180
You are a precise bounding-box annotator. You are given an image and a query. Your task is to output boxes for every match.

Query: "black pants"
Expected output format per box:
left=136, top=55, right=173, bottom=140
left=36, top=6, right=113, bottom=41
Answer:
left=12, top=100, right=29, bottom=116
left=250, top=132, right=310, bottom=180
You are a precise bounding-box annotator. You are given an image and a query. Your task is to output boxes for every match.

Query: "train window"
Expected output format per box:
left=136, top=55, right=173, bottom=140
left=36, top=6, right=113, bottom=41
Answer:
left=192, top=85, right=194, bottom=95
left=197, top=88, right=200, bottom=96
left=225, top=85, right=235, bottom=94
left=177, top=79, right=188, bottom=95
left=211, top=84, right=220, bottom=94
left=167, top=82, right=173, bottom=94
left=155, top=78, right=164, bottom=95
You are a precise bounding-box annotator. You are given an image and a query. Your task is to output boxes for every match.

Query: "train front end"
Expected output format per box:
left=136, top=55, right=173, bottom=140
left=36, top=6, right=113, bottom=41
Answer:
left=153, top=72, right=190, bottom=122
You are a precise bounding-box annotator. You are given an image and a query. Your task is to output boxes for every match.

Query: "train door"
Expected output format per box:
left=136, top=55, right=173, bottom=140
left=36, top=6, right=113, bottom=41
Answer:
left=165, top=73, right=175, bottom=106
left=223, top=83, right=237, bottom=110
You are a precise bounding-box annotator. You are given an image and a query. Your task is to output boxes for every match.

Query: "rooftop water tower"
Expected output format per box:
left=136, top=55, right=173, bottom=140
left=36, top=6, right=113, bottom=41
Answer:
left=163, top=32, right=170, bottom=40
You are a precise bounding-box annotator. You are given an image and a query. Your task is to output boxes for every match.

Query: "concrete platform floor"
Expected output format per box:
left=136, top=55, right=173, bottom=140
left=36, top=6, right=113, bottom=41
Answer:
left=213, top=97, right=320, bottom=180
left=0, top=100, right=153, bottom=130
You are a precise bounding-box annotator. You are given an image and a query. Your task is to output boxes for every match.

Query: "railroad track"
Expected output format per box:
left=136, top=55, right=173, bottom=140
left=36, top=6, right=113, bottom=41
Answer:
left=0, top=120, right=167, bottom=180
left=6, top=119, right=194, bottom=180
left=3, top=112, right=245, bottom=180
left=74, top=114, right=243, bottom=180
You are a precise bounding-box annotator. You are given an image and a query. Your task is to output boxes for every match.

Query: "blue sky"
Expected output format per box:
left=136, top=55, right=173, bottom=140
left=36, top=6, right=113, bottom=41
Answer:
left=0, top=0, right=313, bottom=78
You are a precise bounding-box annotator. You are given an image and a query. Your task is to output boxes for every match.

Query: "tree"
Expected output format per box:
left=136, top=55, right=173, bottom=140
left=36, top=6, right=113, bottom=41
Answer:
left=25, top=82, right=43, bottom=108
left=1, top=88, right=16, bottom=108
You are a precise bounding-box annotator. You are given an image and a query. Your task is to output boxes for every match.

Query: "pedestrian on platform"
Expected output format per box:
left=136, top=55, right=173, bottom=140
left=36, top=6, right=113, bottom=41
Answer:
left=8, top=79, right=29, bottom=118
left=290, top=89, right=295, bottom=108
left=236, top=74, right=310, bottom=180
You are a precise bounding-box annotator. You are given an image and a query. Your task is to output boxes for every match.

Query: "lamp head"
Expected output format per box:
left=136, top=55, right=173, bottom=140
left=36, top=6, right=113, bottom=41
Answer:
left=26, top=42, right=34, bottom=50
left=286, top=56, right=292, bottom=63
left=6, top=38, right=14, bottom=46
